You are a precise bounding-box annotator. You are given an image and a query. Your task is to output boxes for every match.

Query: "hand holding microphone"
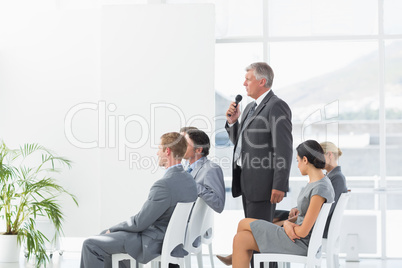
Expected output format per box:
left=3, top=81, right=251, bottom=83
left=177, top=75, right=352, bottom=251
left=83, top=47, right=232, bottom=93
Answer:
left=226, top=94, right=242, bottom=124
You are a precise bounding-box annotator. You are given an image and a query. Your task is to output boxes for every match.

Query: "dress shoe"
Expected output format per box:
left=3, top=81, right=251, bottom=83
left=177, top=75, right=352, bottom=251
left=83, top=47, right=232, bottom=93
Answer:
left=216, top=254, right=232, bottom=266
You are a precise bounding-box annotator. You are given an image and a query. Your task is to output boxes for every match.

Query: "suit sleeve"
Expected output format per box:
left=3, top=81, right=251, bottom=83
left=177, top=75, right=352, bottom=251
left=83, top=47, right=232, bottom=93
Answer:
left=225, top=121, right=239, bottom=145
left=197, top=166, right=225, bottom=213
left=269, top=100, right=293, bottom=192
left=109, top=180, right=171, bottom=233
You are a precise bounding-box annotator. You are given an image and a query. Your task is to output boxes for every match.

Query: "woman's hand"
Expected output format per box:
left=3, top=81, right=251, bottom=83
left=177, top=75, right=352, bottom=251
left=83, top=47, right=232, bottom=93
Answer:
left=283, top=220, right=301, bottom=242
left=288, top=207, right=299, bottom=219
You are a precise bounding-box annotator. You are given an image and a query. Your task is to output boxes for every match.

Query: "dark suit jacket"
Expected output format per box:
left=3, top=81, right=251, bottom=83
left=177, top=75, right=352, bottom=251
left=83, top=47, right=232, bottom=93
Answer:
left=225, top=90, right=293, bottom=202
left=323, top=166, right=347, bottom=238
left=108, top=165, right=198, bottom=263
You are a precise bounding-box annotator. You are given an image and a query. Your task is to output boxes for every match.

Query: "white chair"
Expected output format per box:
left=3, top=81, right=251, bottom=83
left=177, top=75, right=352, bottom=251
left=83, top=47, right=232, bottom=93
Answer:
left=323, top=192, right=350, bottom=268
left=253, top=202, right=332, bottom=268
left=112, top=202, right=194, bottom=268
left=200, top=206, right=215, bottom=268
left=184, top=198, right=209, bottom=268
left=112, top=253, right=137, bottom=268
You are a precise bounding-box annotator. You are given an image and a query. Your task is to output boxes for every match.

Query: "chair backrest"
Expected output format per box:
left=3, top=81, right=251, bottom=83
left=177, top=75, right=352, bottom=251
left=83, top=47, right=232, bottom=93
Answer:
left=184, top=198, right=209, bottom=253
left=326, top=192, right=350, bottom=249
left=160, top=202, right=194, bottom=267
left=200, top=205, right=214, bottom=244
left=306, top=202, right=332, bottom=266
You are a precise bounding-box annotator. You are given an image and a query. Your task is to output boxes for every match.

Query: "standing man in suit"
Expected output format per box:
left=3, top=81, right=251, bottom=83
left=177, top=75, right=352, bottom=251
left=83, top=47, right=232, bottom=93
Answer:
left=225, top=62, right=293, bottom=223
left=218, top=62, right=292, bottom=267
left=181, top=128, right=226, bottom=213
left=80, top=132, right=198, bottom=268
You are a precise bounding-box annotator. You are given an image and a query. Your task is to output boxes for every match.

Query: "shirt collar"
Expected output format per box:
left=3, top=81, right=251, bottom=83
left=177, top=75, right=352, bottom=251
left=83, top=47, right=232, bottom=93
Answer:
left=255, top=89, right=270, bottom=107
left=166, top=163, right=182, bottom=172
left=189, top=156, right=205, bottom=170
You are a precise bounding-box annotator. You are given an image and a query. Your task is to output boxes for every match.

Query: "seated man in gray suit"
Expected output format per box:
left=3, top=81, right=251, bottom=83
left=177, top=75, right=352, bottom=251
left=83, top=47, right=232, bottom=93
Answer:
left=181, top=128, right=225, bottom=213
left=80, top=132, right=198, bottom=268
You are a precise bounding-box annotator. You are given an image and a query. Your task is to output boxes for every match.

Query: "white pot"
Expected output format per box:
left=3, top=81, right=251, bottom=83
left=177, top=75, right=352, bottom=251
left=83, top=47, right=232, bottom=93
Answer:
left=0, top=234, right=21, bottom=262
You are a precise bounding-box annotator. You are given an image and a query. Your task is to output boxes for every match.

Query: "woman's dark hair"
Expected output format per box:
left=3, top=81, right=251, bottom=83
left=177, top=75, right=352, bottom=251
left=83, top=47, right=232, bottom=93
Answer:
left=296, top=140, right=326, bottom=169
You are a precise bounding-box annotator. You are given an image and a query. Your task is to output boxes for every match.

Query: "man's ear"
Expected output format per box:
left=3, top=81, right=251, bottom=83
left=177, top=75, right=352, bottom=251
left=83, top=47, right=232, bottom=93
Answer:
left=165, top=147, right=171, bottom=156
left=259, top=78, right=266, bottom=87
left=195, top=147, right=203, bottom=155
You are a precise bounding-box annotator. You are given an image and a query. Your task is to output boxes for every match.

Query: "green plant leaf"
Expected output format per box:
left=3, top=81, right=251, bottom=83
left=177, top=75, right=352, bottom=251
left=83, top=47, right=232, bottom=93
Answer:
left=0, top=141, right=78, bottom=266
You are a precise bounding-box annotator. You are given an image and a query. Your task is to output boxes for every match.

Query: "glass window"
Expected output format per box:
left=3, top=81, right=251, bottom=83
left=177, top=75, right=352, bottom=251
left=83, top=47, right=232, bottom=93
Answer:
left=386, top=192, right=402, bottom=257
left=214, top=0, right=263, bottom=38
left=215, top=43, right=263, bottom=98
left=168, top=0, right=263, bottom=38
left=214, top=42, right=263, bottom=180
left=385, top=40, right=402, bottom=178
left=167, top=0, right=212, bottom=2
left=268, top=0, right=378, bottom=36
left=269, top=41, right=380, bottom=177
left=214, top=0, right=402, bottom=258
left=384, top=0, right=402, bottom=34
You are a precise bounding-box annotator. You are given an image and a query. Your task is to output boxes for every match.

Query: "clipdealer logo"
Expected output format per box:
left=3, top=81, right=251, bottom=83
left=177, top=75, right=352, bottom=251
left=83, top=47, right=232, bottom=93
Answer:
left=63, top=100, right=340, bottom=172
left=63, top=101, right=228, bottom=171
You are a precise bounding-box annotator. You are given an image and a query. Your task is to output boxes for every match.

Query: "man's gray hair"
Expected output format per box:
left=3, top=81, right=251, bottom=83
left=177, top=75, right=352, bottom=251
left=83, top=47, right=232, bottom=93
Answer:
left=246, top=62, right=274, bottom=88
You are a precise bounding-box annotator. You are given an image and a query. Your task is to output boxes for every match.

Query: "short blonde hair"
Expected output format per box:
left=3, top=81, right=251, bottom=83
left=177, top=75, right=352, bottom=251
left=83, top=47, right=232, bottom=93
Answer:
left=160, top=132, right=187, bottom=159
left=320, top=141, right=342, bottom=159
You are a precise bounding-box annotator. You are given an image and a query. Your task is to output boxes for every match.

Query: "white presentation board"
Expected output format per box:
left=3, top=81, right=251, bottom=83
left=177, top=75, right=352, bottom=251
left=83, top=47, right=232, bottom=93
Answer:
left=100, top=4, right=215, bottom=228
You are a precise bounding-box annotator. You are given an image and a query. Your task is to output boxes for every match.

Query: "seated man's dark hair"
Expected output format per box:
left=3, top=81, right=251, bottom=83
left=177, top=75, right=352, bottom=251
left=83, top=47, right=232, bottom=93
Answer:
left=186, top=129, right=210, bottom=157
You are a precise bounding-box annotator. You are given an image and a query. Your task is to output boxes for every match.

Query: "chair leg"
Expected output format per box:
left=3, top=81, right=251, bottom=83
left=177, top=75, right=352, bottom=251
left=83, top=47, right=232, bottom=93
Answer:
left=334, top=254, right=339, bottom=268
left=208, top=244, right=214, bottom=268
left=112, top=255, right=119, bottom=268
left=112, top=254, right=137, bottom=268
left=185, top=255, right=192, bottom=268
left=196, top=251, right=203, bottom=268
left=130, top=259, right=138, bottom=268
left=138, top=263, right=144, bottom=268
left=326, top=252, right=334, bottom=268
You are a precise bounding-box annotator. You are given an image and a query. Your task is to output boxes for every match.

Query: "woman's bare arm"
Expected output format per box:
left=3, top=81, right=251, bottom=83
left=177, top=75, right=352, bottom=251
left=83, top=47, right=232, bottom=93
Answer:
left=293, top=195, right=326, bottom=238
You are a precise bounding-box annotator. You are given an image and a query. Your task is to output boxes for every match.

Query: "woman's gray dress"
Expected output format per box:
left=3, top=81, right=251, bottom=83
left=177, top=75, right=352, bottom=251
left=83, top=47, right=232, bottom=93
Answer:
left=250, top=176, right=335, bottom=256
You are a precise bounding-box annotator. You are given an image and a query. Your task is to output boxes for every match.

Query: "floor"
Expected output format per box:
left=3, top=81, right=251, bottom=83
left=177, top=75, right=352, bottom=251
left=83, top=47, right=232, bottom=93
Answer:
left=1, top=252, right=402, bottom=268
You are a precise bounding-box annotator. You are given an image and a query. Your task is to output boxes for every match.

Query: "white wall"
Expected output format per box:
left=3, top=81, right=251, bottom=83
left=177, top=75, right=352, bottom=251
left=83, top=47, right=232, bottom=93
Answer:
left=0, top=4, right=215, bottom=236
left=0, top=9, right=102, bottom=236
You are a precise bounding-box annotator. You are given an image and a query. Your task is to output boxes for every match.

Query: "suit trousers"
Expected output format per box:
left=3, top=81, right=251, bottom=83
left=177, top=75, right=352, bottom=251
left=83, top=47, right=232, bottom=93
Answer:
left=241, top=192, right=276, bottom=222
left=241, top=189, right=277, bottom=268
left=80, top=230, right=140, bottom=268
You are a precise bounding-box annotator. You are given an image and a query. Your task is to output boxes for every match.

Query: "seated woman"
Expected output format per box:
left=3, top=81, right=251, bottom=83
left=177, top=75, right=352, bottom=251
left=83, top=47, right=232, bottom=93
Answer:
left=219, top=140, right=335, bottom=268
left=272, top=141, right=347, bottom=229
left=320, top=141, right=348, bottom=238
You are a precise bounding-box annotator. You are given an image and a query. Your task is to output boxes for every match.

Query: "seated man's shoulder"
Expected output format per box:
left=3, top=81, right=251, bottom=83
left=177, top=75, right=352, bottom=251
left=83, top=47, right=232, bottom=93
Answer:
left=154, top=172, right=197, bottom=201
left=203, top=160, right=223, bottom=174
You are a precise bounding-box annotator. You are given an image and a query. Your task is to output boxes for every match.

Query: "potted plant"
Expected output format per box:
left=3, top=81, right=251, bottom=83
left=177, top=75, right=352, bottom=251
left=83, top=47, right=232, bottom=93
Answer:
left=0, top=141, right=78, bottom=266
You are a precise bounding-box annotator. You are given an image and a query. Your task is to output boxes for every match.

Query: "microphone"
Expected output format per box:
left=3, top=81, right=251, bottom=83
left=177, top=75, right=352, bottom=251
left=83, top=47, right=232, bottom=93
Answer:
left=228, top=94, right=242, bottom=117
